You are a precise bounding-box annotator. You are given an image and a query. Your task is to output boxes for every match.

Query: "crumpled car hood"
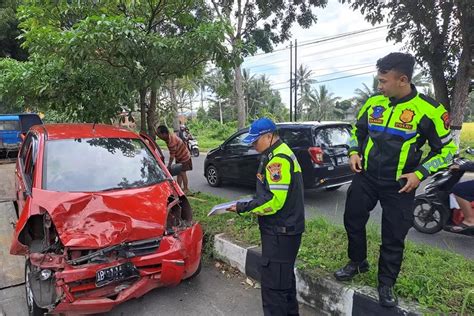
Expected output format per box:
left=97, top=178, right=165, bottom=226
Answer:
left=30, top=182, right=173, bottom=249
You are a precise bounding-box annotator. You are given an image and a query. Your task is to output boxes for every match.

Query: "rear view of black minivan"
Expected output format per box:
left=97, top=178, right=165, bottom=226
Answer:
left=204, top=121, right=354, bottom=190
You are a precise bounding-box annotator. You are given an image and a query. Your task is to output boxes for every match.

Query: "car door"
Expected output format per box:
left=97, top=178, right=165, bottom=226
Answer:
left=219, top=132, right=249, bottom=180
left=16, top=133, right=37, bottom=213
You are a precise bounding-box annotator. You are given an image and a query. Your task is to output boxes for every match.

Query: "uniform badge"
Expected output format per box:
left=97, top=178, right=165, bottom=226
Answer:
left=400, top=109, right=415, bottom=123
left=441, top=112, right=450, bottom=129
left=266, top=162, right=282, bottom=182
left=371, top=106, right=385, bottom=119
left=369, top=106, right=385, bottom=124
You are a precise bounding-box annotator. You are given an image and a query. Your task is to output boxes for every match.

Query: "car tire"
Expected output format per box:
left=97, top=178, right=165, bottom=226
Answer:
left=25, top=260, right=47, bottom=316
left=206, top=165, right=222, bottom=187
left=325, top=185, right=342, bottom=191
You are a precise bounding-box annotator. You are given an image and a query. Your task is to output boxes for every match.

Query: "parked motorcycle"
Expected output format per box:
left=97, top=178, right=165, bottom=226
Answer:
left=413, top=148, right=474, bottom=236
left=189, top=139, right=200, bottom=157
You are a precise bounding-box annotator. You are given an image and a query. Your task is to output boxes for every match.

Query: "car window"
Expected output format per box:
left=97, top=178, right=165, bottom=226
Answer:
left=20, top=133, right=33, bottom=167
left=23, top=135, right=38, bottom=189
left=0, top=120, right=20, bottom=131
left=43, top=138, right=167, bottom=192
left=278, top=128, right=312, bottom=147
left=314, top=126, right=351, bottom=147
left=226, top=132, right=250, bottom=148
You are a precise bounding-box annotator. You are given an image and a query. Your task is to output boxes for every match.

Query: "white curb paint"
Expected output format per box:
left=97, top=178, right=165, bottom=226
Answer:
left=213, top=233, right=247, bottom=274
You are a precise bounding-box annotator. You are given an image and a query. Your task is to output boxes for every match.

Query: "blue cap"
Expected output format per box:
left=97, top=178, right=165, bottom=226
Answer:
left=242, top=118, right=277, bottom=144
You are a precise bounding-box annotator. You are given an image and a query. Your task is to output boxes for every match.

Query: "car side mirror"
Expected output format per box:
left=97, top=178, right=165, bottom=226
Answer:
left=466, top=147, right=473, bottom=155
left=168, top=163, right=182, bottom=177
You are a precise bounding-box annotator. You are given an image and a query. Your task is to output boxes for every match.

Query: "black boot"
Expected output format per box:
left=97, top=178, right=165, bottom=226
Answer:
left=378, top=285, right=398, bottom=307
left=334, top=260, right=369, bottom=281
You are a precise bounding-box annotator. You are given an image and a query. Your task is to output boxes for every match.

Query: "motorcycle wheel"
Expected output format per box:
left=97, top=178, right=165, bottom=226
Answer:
left=192, top=147, right=200, bottom=157
left=413, top=199, right=445, bottom=234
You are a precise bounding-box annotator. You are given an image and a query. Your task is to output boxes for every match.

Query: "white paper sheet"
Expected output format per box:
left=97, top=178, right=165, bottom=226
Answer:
left=207, top=197, right=253, bottom=216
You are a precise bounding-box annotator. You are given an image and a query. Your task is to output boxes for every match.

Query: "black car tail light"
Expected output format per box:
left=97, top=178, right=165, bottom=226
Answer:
left=308, top=147, right=324, bottom=164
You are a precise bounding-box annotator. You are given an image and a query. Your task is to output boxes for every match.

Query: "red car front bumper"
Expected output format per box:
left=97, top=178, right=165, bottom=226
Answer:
left=30, top=223, right=202, bottom=315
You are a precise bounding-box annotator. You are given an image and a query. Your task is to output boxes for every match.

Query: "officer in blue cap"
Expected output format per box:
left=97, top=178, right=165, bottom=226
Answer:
left=228, top=118, right=305, bottom=316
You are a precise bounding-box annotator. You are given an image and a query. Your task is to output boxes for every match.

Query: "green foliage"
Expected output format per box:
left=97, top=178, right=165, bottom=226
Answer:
left=0, top=0, right=27, bottom=60
left=190, top=192, right=474, bottom=314
left=0, top=0, right=232, bottom=124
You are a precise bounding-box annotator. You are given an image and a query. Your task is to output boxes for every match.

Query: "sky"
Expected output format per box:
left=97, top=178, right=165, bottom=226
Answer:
left=240, top=0, right=404, bottom=106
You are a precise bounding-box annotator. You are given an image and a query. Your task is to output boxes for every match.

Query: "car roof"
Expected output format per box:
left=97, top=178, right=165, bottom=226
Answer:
left=32, top=123, right=141, bottom=140
left=0, top=115, right=20, bottom=120
left=276, top=121, right=351, bottom=127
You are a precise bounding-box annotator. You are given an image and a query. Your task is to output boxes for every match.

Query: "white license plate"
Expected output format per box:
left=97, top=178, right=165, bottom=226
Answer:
left=337, top=156, right=348, bottom=165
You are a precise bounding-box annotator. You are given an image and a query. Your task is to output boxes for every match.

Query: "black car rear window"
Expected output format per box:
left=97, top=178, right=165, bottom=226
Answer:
left=315, top=126, right=351, bottom=147
left=43, top=138, right=166, bottom=192
left=0, top=120, right=20, bottom=131
left=278, top=128, right=313, bottom=147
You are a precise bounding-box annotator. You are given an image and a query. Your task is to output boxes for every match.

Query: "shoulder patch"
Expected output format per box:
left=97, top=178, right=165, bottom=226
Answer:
left=266, top=162, right=282, bottom=182
left=441, top=112, right=450, bottom=129
left=419, top=94, right=441, bottom=108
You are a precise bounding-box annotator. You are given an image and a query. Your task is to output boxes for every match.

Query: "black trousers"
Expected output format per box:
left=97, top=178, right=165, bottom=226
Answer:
left=344, top=172, right=414, bottom=286
left=260, top=233, right=302, bottom=316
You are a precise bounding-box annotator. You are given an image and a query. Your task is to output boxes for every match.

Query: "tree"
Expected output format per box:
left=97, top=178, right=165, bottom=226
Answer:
left=210, top=0, right=328, bottom=129
left=4, top=1, right=231, bottom=136
left=341, top=0, right=473, bottom=145
left=0, top=0, right=27, bottom=60
left=305, top=85, right=340, bottom=121
left=296, top=64, right=317, bottom=121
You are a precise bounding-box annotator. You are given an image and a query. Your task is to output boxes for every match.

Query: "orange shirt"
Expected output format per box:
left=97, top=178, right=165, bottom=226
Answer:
left=167, top=133, right=191, bottom=163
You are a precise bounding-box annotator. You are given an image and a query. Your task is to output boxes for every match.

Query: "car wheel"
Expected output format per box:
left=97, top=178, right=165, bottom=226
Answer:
left=25, top=260, right=47, bottom=316
left=325, top=185, right=342, bottom=191
left=206, top=165, right=222, bottom=187
left=192, top=148, right=200, bottom=157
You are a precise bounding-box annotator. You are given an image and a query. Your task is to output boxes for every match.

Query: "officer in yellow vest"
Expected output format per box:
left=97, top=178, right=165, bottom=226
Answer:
left=228, top=118, right=305, bottom=316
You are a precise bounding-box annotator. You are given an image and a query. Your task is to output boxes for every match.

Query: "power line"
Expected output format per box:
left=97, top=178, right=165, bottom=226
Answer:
left=243, top=46, right=386, bottom=76
left=246, top=24, right=388, bottom=58
left=271, top=64, right=375, bottom=86
left=244, top=37, right=386, bottom=70
left=271, top=70, right=376, bottom=91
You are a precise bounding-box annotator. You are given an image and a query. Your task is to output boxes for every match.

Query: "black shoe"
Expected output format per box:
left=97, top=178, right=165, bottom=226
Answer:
left=334, top=260, right=369, bottom=281
left=378, top=285, right=398, bottom=307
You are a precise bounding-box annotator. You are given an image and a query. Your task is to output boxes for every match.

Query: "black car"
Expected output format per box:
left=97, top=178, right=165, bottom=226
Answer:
left=204, top=121, right=354, bottom=190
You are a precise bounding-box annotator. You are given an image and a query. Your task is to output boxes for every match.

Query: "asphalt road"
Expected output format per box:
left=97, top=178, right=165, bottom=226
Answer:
left=184, top=151, right=473, bottom=259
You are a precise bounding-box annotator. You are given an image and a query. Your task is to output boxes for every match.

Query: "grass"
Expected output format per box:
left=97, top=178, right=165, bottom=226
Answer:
left=461, top=122, right=474, bottom=149
left=188, top=192, right=474, bottom=315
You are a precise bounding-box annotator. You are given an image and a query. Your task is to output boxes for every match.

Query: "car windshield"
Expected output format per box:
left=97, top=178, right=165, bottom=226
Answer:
left=0, top=120, right=20, bottom=131
left=43, top=138, right=167, bottom=192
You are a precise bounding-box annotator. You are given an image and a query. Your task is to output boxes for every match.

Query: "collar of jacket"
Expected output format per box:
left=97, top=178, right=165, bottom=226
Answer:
left=263, top=138, right=283, bottom=160
left=389, top=84, right=418, bottom=106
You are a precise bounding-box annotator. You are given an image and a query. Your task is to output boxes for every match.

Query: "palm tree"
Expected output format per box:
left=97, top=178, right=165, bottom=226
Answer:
left=354, top=76, right=379, bottom=106
left=295, top=64, right=317, bottom=121
left=306, top=85, right=340, bottom=121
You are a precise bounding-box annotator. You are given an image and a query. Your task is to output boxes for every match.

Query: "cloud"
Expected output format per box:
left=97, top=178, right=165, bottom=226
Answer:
left=242, top=1, right=404, bottom=103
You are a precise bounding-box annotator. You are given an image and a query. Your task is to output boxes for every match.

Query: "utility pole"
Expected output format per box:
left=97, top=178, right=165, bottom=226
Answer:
left=218, top=98, right=223, bottom=125
left=294, top=39, right=298, bottom=122
left=289, top=42, right=293, bottom=122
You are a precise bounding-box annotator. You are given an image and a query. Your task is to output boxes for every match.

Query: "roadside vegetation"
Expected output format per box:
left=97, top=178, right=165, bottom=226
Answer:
left=188, top=192, right=474, bottom=315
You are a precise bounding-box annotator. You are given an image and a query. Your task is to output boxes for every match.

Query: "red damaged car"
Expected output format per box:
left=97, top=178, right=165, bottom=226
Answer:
left=10, top=124, right=202, bottom=315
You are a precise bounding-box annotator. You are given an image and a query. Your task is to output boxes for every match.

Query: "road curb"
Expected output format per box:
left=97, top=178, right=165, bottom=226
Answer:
left=214, top=233, right=422, bottom=316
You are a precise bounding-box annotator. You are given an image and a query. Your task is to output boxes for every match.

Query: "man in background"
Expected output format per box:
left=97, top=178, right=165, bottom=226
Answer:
left=157, top=125, right=193, bottom=194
